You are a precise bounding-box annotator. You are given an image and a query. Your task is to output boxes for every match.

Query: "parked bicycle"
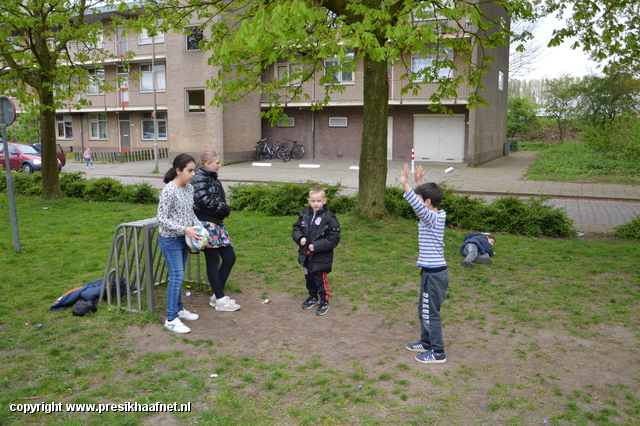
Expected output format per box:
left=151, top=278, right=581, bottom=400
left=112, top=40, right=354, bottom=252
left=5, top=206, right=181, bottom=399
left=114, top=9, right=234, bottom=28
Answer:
left=290, top=139, right=305, bottom=160
left=274, top=139, right=292, bottom=162
left=253, top=137, right=274, bottom=161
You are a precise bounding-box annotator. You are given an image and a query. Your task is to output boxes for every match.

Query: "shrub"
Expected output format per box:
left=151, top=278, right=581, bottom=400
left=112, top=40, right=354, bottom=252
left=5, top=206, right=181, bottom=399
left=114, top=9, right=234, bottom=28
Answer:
left=614, top=215, right=640, bottom=240
left=83, top=177, right=125, bottom=202
left=117, top=182, right=159, bottom=204
left=227, top=182, right=342, bottom=216
left=327, top=194, right=357, bottom=214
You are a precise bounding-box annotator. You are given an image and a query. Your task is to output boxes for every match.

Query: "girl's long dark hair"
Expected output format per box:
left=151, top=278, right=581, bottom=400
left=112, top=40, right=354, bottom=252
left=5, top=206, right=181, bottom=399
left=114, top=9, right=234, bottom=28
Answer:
left=164, top=153, right=196, bottom=183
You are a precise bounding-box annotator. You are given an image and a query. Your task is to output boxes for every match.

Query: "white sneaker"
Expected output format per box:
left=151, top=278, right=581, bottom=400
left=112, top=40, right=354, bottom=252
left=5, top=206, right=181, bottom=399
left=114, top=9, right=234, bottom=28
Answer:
left=210, top=295, right=236, bottom=307
left=164, top=318, right=191, bottom=334
left=215, top=296, right=241, bottom=312
left=178, top=309, right=199, bottom=321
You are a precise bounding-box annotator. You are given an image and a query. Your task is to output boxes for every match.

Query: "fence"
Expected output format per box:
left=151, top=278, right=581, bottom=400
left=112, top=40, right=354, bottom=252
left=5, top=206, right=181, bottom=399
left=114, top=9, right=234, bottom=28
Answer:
left=98, top=217, right=207, bottom=313
left=74, top=148, right=168, bottom=164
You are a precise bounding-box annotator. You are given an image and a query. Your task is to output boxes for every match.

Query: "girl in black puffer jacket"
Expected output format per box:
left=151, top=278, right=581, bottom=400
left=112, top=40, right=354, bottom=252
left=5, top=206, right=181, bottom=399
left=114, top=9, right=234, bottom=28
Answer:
left=192, top=150, right=241, bottom=312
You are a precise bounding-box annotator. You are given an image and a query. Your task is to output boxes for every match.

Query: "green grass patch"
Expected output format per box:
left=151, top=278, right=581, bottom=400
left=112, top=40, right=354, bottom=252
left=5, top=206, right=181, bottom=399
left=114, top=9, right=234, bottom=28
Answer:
left=526, top=141, right=640, bottom=183
left=1, top=195, right=639, bottom=425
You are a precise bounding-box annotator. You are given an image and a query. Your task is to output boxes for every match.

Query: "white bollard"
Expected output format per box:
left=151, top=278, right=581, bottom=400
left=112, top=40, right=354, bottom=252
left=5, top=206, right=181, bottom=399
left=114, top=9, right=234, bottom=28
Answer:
left=252, top=163, right=272, bottom=167
left=299, top=164, right=321, bottom=168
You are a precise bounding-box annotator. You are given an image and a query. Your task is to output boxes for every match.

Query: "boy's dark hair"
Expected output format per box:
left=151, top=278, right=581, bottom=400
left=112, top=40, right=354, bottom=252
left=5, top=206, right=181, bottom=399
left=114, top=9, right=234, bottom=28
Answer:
left=415, top=182, right=443, bottom=208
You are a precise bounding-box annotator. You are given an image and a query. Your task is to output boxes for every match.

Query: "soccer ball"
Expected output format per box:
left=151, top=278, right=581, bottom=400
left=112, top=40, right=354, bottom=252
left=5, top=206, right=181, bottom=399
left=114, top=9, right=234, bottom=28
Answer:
left=185, top=226, right=210, bottom=251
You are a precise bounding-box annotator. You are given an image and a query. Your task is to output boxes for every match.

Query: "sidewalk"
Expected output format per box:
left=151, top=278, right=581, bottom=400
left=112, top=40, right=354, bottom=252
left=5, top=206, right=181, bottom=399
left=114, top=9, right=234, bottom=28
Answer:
left=67, top=151, right=640, bottom=201
left=65, top=152, right=640, bottom=233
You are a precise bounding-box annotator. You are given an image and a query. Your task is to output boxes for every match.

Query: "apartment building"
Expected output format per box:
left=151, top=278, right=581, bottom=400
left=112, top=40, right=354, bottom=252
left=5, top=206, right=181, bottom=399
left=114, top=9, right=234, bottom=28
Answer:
left=53, top=5, right=261, bottom=163
left=51, top=2, right=508, bottom=166
left=260, top=4, right=510, bottom=165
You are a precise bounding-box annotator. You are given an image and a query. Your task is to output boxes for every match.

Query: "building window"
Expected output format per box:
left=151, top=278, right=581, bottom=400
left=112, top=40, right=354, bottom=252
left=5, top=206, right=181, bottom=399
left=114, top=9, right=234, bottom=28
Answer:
left=140, top=63, right=166, bottom=92
left=325, top=51, right=354, bottom=84
left=89, top=113, right=107, bottom=139
left=56, top=114, right=73, bottom=139
left=498, top=71, right=504, bottom=91
left=186, top=27, right=203, bottom=51
left=411, top=47, right=453, bottom=80
left=187, top=90, right=205, bottom=113
left=87, top=68, right=105, bottom=94
left=329, top=117, right=348, bottom=127
left=138, top=27, right=165, bottom=45
left=277, top=117, right=295, bottom=127
left=276, top=62, right=302, bottom=84
left=141, top=112, right=167, bottom=139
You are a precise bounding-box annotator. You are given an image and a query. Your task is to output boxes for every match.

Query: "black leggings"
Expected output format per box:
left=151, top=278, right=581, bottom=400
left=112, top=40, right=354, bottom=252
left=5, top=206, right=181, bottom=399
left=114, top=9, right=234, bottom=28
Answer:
left=203, top=246, right=236, bottom=299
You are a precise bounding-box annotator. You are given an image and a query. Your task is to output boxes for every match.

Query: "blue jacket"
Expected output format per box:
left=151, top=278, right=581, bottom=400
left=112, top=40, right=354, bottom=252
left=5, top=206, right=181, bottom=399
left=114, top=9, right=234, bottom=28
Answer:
left=460, top=233, right=495, bottom=256
left=50, top=278, right=126, bottom=311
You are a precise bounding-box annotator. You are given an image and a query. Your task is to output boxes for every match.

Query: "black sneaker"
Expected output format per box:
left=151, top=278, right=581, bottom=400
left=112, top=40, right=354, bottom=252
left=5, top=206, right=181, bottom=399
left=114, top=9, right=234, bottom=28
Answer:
left=316, top=301, right=330, bottom=316
left=461, top=260, right=474, bottom=268
left=302, top=296, right=319, bottom=310
left=474, top=257, right=492, bottom=264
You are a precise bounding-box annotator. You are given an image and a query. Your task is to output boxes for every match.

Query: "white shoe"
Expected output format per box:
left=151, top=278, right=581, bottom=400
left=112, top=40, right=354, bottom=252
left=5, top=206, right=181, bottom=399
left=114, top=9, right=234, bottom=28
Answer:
left=178, top=309, right=199, bottom=321
left=210, top=295, right=235, bottom=307
left=215, top=296, right=241, bottom=312
left=164, top=318, right=191, bottom=334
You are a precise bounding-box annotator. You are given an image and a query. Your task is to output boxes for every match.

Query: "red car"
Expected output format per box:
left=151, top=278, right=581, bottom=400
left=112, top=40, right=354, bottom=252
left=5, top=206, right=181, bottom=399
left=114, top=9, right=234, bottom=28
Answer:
left=0, top=142, right=64, bottom=173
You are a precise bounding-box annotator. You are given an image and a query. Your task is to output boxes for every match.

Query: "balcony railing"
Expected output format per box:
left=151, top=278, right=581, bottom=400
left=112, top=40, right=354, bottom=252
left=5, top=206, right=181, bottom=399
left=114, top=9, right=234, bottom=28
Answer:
left=259, top=79, right=471, bottom=106
left=66, top=37, right=167, bottom=64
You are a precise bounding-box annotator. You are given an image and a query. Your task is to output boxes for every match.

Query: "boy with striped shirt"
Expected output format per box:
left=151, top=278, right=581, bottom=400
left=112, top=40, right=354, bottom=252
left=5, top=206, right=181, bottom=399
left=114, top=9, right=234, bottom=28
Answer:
left=400, top=164, right=448, bottom=364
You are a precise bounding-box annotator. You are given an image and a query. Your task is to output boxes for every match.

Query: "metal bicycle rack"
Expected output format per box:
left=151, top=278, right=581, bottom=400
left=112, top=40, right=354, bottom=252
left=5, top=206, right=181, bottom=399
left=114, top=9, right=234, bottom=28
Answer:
left=98, top=218, right=207, bottom=313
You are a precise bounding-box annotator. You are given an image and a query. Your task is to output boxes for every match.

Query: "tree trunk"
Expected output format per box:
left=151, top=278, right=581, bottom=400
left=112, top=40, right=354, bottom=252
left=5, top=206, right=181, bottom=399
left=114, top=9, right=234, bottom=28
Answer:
left=39, top=88, right=62, bottom=200
left=356, top=55, right=390, bottom=220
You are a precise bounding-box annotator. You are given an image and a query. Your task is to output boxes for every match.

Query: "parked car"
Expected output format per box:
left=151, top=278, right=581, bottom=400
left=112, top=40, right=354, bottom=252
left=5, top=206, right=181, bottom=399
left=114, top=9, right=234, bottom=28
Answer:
left=32, top=143, right=66, bottom=168
left=0, top=142, right=63, bottom=173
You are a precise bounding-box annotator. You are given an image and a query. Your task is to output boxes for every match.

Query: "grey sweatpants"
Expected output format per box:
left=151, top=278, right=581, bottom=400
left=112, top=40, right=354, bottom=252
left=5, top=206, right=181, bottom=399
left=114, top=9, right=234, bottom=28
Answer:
left=418, top=267, right=449, bottom=353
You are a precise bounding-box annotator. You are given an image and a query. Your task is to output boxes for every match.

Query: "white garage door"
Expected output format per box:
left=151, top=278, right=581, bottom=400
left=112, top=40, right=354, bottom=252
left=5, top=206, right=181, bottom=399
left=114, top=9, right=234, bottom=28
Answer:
left=413, top=115, right=465, bottom=162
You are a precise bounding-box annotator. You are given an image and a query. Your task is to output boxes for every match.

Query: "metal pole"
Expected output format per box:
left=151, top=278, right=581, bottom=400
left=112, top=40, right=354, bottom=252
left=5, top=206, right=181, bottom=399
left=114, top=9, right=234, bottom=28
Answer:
left=0, top=98, right=20, bottom=253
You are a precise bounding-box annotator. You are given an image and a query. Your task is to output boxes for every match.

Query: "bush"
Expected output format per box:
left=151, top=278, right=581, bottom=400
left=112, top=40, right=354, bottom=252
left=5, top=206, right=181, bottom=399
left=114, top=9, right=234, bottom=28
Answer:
left=227, top=182, right=342, bottom=216
left=117, top=182, right=159, bottom=204
left=386, top=184, right=576, bottom=237
left=0, top=170, right=159, bottom=204
left=614, top=215, right=640, bottom=240
left=83, top=177, right=125, bottom=202
left=327, top=194, right=357, bottom=214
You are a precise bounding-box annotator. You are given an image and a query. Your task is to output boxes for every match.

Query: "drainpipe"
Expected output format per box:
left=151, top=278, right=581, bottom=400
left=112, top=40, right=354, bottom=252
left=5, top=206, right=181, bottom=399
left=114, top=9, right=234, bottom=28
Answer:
left=311, top=109, right=315, bottom=159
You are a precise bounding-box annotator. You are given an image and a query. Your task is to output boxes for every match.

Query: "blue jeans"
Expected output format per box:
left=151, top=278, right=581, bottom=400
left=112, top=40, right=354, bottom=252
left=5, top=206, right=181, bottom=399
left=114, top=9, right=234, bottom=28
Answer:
left=418, top=267, right=449, bottom=352
left=158, top=235, right=189, bottom=321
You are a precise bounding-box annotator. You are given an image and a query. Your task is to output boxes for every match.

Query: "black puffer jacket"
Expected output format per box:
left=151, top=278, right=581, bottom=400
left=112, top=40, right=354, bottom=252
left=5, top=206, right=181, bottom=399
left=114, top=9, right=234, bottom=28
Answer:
left=291, top=206, right=341, bottom=273
left=192, top=167, right=230, bottom=224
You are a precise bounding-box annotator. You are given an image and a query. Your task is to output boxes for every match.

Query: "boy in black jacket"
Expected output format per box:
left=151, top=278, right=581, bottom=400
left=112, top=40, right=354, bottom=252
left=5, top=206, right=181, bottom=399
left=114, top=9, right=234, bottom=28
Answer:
left=292, top=187, right=341, bottom=316
left=460, top=233, right=496, bottom=268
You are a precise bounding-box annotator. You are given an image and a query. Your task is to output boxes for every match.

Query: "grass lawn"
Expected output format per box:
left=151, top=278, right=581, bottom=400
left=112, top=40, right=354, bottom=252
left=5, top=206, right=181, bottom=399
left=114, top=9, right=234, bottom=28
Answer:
left=1, top=195, right=639, bottom=425
left=520, top=141, right=640, bottom=183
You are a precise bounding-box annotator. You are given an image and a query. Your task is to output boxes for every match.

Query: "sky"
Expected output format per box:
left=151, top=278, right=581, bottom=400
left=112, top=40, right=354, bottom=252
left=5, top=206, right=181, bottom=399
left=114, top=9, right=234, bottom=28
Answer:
left=519, top=14, right=604, bottom=80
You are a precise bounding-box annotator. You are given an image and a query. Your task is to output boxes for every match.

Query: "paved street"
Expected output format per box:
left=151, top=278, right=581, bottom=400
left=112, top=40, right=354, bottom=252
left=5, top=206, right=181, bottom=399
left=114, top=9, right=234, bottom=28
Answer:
left=64, top=151, right=640, bottom=233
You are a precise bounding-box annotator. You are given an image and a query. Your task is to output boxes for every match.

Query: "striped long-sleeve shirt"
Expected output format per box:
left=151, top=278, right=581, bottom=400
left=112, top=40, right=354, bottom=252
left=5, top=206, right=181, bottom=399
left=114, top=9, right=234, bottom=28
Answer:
left=403, top=189, right=447, bottom=268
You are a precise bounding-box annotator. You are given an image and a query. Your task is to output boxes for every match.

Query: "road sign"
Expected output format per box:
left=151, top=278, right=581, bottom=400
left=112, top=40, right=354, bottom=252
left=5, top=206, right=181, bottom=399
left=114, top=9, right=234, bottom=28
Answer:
left=0, top=96, right=16, bottom=126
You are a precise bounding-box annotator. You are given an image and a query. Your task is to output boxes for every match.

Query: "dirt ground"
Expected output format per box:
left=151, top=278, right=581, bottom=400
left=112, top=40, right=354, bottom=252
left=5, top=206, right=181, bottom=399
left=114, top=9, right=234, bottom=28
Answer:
left=125, top=288, right=639, bottom=424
